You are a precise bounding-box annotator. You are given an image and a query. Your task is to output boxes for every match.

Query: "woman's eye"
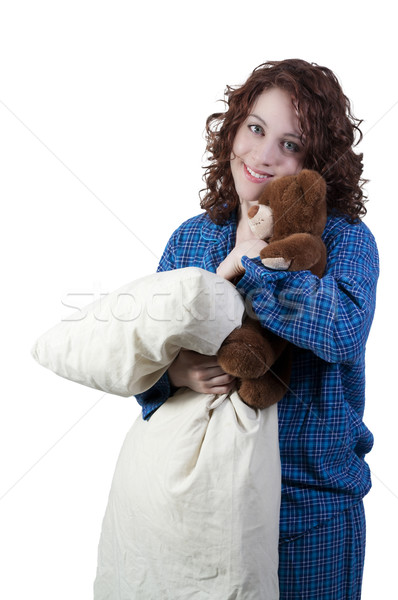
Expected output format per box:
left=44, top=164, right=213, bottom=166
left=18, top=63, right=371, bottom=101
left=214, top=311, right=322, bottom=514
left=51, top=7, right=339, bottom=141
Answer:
left=283, top=140, right=300, bottom=153
left=249, top=124, right=263, bottom=135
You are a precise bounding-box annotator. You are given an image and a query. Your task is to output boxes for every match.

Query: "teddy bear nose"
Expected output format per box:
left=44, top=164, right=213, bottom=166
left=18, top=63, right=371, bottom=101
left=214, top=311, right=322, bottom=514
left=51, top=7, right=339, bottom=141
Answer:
left=248, top=206, right=259, bottom=218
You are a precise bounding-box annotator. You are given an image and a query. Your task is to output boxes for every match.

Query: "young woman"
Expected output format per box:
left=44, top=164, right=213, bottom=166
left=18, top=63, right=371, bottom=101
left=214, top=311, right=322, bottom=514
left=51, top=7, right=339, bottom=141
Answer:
left=135, top=59, right=379, bottom=599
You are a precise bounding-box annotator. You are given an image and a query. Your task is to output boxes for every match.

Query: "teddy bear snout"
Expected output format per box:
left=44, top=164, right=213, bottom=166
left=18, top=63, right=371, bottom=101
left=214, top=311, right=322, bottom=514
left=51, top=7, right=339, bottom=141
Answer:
left=248, top=204, right=274, bottom=240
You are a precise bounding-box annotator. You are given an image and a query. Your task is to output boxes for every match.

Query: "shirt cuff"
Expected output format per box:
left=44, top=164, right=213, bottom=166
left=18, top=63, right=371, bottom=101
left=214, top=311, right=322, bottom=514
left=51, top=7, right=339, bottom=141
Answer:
left=135, top=371, right=171, bottom=420
left=237, top=255, right=286, bottom=298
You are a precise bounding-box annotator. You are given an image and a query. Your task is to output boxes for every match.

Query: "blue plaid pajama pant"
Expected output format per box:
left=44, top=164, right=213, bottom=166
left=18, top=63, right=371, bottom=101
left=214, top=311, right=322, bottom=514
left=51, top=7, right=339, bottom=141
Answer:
left=278, top=502, right=366, bottom=599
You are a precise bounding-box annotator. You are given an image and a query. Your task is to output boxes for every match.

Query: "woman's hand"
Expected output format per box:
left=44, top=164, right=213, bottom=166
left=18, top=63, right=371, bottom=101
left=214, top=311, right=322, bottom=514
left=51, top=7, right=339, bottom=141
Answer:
left=168, top=349, right=236, bottom=395
left=216, top=239, right=268, bottom=281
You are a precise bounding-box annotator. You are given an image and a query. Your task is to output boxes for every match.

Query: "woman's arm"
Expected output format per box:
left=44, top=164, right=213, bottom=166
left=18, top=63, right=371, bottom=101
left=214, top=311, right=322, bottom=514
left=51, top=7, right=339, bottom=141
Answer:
left=235, top=221, right=379, bottom=364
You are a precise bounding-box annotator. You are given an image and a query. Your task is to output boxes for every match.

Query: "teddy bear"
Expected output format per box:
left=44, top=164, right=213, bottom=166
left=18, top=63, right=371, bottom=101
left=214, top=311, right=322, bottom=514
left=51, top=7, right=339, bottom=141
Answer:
left=217, top=169, right=327, bottom=409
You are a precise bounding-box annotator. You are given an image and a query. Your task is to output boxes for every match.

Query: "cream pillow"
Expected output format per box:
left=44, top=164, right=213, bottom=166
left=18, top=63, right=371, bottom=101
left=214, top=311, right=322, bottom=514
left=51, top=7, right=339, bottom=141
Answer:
left=94, top=390, right=281, bottom=599
left=31, top=268, right=245, bottom=396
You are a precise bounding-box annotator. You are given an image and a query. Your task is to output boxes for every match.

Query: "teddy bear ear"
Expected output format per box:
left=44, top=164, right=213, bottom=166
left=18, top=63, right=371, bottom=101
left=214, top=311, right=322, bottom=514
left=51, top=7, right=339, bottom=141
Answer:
left=297, top=169, right=327, bottom=203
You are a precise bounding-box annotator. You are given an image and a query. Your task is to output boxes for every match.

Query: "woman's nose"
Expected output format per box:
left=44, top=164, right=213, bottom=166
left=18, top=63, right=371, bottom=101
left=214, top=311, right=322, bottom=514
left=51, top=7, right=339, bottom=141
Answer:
left=256, top=138, right=278, bottom=166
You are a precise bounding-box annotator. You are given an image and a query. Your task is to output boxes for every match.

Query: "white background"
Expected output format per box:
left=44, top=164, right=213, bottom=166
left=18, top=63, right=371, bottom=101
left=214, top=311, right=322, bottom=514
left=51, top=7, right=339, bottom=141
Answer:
left=0, top=1, right=396, bottom=597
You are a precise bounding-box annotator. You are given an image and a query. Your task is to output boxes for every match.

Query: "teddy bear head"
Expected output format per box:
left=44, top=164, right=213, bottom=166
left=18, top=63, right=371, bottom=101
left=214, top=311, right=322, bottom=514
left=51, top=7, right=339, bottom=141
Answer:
left=248, top=169, right=327, bottom=242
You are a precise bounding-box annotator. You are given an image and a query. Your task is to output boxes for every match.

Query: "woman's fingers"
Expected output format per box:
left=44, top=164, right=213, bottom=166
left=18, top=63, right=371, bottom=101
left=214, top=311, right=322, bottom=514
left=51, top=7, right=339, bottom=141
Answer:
left=168, top=349, right=236, bottom=393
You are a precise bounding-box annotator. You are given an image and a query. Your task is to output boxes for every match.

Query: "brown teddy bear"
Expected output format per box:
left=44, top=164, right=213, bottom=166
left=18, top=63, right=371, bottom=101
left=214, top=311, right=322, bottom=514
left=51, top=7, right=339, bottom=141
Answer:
left=217, top=169, right=327, bottom=409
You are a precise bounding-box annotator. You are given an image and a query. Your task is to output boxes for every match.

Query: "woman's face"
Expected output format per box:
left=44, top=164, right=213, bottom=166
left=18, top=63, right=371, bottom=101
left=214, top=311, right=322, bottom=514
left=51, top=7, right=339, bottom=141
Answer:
left=230, top=87, right=305, bottom=211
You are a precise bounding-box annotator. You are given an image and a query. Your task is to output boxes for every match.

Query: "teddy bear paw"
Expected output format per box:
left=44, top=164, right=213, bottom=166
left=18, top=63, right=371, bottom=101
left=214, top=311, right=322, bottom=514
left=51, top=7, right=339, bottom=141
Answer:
left=261, top=256, right=291, bottom=270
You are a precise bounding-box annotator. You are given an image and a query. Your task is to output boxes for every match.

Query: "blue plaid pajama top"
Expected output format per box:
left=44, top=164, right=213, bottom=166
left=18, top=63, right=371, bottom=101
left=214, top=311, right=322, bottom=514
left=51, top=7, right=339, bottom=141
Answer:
left=135, top=211, right=379, bottom=542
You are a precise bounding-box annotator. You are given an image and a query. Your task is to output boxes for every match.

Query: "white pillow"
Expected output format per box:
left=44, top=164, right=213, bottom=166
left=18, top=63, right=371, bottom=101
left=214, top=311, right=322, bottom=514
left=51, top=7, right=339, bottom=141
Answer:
left=31, top=268, right=245, bottom=396
left=94, top=390, right=281, bottom=599
left=32, top=267, right=281, bottom=597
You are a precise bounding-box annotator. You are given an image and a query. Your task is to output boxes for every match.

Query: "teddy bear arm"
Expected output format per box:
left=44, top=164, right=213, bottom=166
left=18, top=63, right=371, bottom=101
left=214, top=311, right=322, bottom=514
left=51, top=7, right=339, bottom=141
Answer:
left=260, top=233, right=326, bottom=275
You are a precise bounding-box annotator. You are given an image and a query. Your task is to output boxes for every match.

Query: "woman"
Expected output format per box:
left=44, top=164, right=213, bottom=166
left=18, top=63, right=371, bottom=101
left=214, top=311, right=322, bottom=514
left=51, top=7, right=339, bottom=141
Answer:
left=136, top=59, right=379, bottom=598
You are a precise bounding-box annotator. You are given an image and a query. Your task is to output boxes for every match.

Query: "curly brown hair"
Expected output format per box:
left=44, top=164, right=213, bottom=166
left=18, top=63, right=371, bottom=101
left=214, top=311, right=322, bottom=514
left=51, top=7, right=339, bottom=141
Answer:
left=200, top=59, right=367, bottom=224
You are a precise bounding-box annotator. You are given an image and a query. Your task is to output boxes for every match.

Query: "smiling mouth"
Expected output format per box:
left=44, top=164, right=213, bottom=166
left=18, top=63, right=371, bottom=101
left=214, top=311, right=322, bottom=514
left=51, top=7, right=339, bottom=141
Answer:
left=244, top=164, right=273, bottom=181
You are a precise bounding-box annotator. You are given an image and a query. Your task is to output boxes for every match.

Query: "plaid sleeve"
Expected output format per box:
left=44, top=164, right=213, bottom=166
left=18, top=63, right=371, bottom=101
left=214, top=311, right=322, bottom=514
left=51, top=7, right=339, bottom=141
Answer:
left=135, top=372, right=173, bottom=420
left=156, top=230, right=177, bottom=273
left=237, top=220, right=379, bottom=364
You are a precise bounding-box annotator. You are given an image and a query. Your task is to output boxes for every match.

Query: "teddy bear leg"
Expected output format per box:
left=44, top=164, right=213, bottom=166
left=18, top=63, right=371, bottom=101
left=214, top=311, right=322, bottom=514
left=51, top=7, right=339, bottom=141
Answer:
left=237, top=350, right=293, bottom=409
left=217, top=318, right=286, bottom=379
